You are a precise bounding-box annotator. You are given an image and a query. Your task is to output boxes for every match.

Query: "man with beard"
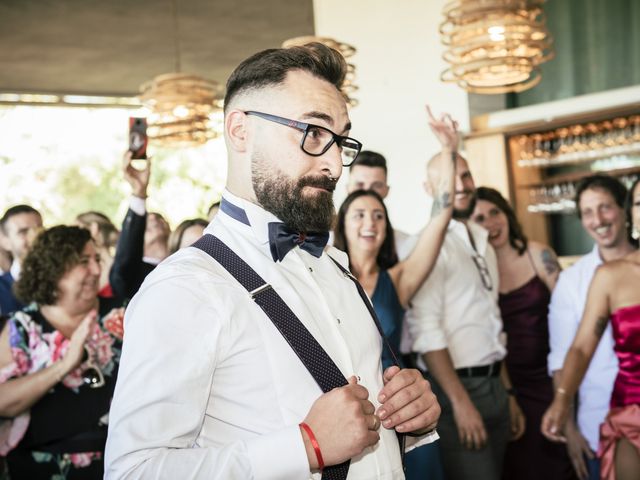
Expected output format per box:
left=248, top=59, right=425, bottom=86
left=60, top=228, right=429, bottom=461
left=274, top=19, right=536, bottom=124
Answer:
left=547, top=175, right=634, bottom=480
left=405, top=154, right=521, bottom=480
left=105, top=44, right=440, bottom=479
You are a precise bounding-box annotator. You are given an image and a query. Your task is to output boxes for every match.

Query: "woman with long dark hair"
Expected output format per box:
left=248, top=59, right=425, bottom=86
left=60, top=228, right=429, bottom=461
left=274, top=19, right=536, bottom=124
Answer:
left=333, top=109, right=457, bottom=480
left=471, top=187, right=575, bottom=480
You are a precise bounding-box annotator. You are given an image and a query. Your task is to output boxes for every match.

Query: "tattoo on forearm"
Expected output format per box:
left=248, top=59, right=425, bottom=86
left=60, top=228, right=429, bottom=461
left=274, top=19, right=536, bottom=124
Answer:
left=594, top=316, right=609, bottom=338
left=541, top=249, right=560, bottom=276
left=431, top=192, right=452, bottom=218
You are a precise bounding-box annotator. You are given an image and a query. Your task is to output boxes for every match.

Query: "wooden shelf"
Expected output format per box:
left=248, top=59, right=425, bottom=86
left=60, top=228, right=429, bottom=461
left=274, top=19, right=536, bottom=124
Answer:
left=516, top=142, right=640, bottom=169
left=518, top=165, right=640, bottom=189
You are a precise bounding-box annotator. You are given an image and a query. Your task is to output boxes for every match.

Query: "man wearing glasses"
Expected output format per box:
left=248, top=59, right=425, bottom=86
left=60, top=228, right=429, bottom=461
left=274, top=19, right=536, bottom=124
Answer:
left=105, top=43, right=440, bottom=479
left=405, top=154, right=523, bottom=480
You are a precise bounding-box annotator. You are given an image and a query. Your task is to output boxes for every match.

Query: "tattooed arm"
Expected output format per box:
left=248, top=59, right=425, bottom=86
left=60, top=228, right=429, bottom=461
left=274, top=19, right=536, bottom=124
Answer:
left=389, top=106, right=457, bottom=308
left=541, top=265, right=612, bottom=442
left=529, top=241, right=561, bottom=290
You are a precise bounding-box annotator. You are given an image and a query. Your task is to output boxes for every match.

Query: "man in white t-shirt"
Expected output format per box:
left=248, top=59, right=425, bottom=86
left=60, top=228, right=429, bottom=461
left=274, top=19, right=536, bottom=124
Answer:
left=548, top=174, right=635, bottom=480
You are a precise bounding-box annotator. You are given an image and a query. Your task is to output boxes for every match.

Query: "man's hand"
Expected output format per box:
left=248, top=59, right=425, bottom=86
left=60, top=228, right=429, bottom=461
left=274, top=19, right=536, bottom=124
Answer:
left=301, top=376, right=380, bottom=469
left=426, top=105, right=459, bottom=152
left=564, top=420, right=594, bottom=480
left=452, top=394, right=487, bottom=450
left=122, top=150, right=151, bottom=198
left=508, top=396, right=526, bottom=440
left=376, top=366, right=440, bottom=434
left=425, top=106, right=457, bottom=217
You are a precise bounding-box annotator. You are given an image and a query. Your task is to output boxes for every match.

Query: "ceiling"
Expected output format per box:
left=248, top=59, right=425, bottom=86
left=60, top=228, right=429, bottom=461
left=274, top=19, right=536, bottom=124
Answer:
left=0, top=0, right=315, bottom=97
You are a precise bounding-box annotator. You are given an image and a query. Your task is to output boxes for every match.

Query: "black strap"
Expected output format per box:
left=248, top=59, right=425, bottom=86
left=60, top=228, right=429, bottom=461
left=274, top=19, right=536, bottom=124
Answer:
left=328, top=257, right=402, bottom=367
left=328, top=257, right=407, bottom=464
left=193, top=234, right=350, bottom=479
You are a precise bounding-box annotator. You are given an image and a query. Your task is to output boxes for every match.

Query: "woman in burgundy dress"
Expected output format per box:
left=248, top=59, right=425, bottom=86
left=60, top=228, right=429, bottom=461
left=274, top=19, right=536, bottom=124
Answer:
left=542, top=178, right=640, bottom=480
left=472, top=187, right=576, bottom=480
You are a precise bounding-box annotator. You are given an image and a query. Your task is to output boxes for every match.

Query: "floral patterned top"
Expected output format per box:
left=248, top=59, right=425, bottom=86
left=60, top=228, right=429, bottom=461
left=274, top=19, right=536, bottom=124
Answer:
left=0, top=300, right=124, bottom=479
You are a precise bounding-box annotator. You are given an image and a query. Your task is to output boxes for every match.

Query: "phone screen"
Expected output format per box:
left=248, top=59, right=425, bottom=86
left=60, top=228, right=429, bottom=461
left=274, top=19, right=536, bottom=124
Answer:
left=129, top=117, right=148, bottom=160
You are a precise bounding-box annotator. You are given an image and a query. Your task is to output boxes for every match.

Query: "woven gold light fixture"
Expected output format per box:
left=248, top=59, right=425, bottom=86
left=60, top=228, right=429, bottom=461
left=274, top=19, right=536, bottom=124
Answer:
left=139, top=0, right=223, bottom=146
left=282, top=36, right=359, bottom=107
left=440, top=0, right=554, bottom=94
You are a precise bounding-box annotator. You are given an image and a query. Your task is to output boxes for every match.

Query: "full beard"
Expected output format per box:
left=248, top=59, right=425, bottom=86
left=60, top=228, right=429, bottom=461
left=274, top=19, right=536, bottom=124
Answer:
left=452, top=192, right=477, bottom=220
left=252, top=154, right=337, bottom=232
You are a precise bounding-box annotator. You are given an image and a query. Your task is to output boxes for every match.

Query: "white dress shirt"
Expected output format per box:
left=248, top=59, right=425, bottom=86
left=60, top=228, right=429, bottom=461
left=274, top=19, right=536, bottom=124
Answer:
left=405, top=220, right=506, bottom=369
left=10, top=260, right=20, bottom=282
left=547, top=245, right=617, bottom=452
left=392, top=229, right=410, bottom=260
left=105, top=190, right=432, bottom=480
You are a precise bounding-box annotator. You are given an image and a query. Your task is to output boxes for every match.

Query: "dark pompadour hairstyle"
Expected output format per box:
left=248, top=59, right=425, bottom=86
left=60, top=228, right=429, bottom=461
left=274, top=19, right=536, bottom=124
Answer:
left=333, top=189, right=398, bottom=270
left=351, top=151, right=388, bottom=174
left=574, top=174, right=628, bottom=219
left=0, top=204, right=41, bottom=233
left=223, top=42, right=348, bottom=111
left=15, top=226, right=92, bottom=306
left=475, top=187, right=528, bottom=255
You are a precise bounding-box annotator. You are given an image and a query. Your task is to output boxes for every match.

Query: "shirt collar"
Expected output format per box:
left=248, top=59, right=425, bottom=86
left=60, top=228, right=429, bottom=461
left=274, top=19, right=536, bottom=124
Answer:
left=10, top=260, right=20, bottom=281
left=216, top=189, right=281, bottom=246
left=590, top=243, right=604, bottom=266
left=448, top=218, right=489, bottom=255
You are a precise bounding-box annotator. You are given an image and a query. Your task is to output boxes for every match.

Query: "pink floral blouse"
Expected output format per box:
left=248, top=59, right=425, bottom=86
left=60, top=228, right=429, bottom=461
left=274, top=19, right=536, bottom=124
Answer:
left=0, top=303, right=124, bottom=477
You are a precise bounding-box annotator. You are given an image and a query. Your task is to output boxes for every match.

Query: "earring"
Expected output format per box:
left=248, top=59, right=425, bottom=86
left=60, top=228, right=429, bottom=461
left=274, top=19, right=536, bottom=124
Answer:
left=632, top=223, right=640, bottom=240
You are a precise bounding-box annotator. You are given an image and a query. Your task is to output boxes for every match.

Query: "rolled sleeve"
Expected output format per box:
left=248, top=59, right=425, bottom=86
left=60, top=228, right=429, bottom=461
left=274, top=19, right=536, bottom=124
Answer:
left=406, top=255, right=448, bottom=354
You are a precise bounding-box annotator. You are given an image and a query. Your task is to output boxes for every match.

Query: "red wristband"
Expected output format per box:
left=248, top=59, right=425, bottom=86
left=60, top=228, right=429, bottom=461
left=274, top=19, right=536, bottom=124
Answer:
left=300, top=422, right=325, bottom=471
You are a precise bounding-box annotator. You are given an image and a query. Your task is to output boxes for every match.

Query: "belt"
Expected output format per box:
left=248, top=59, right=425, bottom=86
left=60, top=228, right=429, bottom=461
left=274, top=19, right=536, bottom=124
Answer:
left=456, top=360, right=502, bottom=378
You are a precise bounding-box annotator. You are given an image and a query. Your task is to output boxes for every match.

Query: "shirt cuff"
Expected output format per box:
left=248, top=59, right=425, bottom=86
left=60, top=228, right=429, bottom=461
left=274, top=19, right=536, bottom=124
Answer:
left=129, top=196, right=147, bottom=216
left=405, top=429, right=439, bottom=452
left=246, top=424, right=310, bottom=480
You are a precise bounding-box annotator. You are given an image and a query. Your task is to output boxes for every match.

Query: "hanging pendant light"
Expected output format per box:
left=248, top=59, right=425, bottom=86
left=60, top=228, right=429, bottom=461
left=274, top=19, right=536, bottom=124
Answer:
left=139, top=0, right=223, bottom=146
left=282, top=36, right=359, bottom=107
left=440, top=0, right=554, bottom=94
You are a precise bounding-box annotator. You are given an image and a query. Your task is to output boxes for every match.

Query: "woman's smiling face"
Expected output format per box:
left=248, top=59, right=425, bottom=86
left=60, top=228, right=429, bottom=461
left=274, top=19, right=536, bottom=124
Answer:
left=472, top=199, right=509, bottom=249
left=344, top=194, right=388, bottom=255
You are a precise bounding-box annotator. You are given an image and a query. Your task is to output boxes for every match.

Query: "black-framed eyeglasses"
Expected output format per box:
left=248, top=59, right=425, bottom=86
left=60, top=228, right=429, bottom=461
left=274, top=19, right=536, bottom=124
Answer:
left=244, top=111, right=362, bottom=167
left=471, top=254, right=494, bottom=291
left=81, top=346, right=105, bottom=389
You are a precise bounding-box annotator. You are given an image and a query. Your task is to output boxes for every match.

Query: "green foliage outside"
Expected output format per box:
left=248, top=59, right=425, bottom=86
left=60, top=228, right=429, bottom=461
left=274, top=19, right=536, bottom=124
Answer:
left=0, top=105, right=227, bottom=228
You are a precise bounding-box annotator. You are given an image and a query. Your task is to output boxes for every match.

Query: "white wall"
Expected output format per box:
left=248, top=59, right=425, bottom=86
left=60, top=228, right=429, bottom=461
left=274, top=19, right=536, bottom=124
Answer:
left=314, top=0, right=470, bottom=234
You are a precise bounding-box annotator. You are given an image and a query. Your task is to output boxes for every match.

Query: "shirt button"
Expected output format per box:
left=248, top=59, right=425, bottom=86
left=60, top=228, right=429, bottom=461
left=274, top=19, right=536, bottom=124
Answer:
left=308, top=267, right=313, bottom=272
left=337, top=318, right=341, bottom=324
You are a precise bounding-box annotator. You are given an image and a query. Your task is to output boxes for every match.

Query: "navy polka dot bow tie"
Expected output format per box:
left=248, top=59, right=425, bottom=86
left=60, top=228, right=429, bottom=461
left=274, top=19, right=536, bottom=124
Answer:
left=268, top=222, right=329, bottom=262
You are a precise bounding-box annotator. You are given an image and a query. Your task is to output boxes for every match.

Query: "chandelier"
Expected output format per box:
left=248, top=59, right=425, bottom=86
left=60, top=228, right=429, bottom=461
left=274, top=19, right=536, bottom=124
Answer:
left=139, top=0, right=223, bottom=146
left=439, top=0, right=554, bottom=94
left=282, top=36, right=359, bottom=107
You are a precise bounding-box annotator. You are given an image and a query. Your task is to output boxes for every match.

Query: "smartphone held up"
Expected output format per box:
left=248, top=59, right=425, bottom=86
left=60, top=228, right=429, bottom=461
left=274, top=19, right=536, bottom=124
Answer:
left=128, top=117, right=148, bottom=169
